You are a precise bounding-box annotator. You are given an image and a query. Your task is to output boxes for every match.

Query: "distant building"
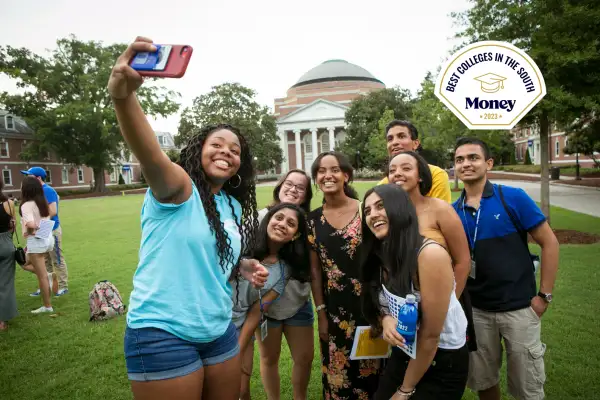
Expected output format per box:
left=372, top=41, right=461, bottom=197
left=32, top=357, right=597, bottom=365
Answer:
left=512, top=124, right=597, bottom=166
left=0, top=110, right=144, bottom=192
left=275, top=59, right=385, bottom=172
left=156, top=131, right=178, bottom=151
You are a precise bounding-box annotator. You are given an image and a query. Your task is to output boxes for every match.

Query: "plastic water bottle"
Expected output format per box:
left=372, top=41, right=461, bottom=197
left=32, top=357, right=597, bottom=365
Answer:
left=396, top=294, right=418, bottom=345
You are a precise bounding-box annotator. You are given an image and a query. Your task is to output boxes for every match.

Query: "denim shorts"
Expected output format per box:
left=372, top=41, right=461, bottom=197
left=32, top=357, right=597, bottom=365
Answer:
left=267, top=300, right=314, bottom=328
left=124, top=322, right=239, bottom=381
left=26, top=236, right=54, bottom=254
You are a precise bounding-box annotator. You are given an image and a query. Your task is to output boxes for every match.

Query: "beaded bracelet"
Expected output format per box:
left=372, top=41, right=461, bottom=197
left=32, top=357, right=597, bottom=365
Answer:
left=396, top=387, right=416, bottom=398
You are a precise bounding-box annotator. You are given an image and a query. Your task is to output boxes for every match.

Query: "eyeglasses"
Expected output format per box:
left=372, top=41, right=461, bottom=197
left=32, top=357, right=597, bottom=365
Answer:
left=282, top=180, right=306, bottom=194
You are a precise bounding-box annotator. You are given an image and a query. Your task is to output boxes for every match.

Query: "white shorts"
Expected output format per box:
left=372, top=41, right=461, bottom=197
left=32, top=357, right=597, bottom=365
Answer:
left=26, top=236, right=54, bottom=254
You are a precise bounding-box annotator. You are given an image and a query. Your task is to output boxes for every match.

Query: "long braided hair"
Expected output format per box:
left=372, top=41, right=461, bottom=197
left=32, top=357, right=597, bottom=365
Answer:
left=178, top=124, right=258, bottom=274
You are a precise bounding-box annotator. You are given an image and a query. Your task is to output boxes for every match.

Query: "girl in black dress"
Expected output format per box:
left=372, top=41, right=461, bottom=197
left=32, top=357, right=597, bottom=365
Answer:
left=308, top=151, right=381, bottom=400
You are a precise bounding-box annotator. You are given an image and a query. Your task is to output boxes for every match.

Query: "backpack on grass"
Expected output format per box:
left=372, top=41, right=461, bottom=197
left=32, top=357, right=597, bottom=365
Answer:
left=89, top=280, right=127, bottom=321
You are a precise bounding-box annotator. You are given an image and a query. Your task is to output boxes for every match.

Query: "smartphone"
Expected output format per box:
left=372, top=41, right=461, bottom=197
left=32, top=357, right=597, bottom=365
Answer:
left=130, top=44, right=193, bottom=78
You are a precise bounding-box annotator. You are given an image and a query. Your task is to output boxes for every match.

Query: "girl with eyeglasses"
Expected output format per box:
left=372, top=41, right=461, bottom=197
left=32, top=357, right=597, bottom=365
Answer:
left=243, top=170, right=314, bottom=400
left=232, top=203, right=311, bottom=400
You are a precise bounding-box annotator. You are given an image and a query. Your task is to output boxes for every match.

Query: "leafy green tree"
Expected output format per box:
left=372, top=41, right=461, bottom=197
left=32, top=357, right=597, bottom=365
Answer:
left=165, top=149, right=180, bottom=163
left=0, top=35, right=180, bottom=191
left=453, top=0, right=600, bottom=219
left=362, top=108, right=395, bottom=170
left=564, top=115, right=600, bottom=167
left=177, top=83, right=282, bottom=172
left=509, top=147, right=517, bottom=165
left=342, top=87, right=413, bottom=169
left=412, top=72, right=515, bottom=167
left=524, top=147, right=533, bottom=165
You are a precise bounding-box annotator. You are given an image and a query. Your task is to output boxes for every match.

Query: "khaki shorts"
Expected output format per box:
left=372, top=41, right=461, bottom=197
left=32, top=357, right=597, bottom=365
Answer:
left=468, top=307, right=546, bottom=400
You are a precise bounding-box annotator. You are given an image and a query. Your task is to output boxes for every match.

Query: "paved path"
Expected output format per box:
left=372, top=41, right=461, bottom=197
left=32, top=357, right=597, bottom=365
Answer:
left=495, top=180, right=600, bottom=217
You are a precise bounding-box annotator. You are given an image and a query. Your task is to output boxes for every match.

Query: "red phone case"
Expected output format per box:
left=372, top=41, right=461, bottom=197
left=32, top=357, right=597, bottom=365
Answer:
left=134, top=45, right=193, bottom=78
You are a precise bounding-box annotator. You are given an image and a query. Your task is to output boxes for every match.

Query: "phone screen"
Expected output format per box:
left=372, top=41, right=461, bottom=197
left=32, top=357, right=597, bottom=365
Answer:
left=131, top=45, right=172, bottom=71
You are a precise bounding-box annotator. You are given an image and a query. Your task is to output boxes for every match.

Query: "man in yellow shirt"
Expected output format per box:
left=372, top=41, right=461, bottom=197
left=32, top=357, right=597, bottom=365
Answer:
left=377, top=120, right=451, bottom=202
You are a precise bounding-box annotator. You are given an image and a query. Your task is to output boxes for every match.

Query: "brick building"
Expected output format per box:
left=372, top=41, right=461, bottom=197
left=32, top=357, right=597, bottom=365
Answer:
left=0, top=110, right=146, bottom=194
left=512, top=124, right=597, bottom=167
left=275, top=59, right=385, bottom=172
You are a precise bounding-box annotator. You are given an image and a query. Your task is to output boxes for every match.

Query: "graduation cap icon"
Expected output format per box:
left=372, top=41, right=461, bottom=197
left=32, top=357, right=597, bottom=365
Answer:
left=474, top=73, right=507, bottom=93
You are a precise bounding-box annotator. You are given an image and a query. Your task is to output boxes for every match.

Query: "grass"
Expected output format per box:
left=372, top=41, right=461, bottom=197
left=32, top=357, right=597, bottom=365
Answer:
left=1, top=182, right=599, bottom=399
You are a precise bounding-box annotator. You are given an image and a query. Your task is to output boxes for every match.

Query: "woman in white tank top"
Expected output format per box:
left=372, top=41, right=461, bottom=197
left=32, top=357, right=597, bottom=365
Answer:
left=361, top=184, right=469, bottom=400
left=19, top=176, right=55, bottom=314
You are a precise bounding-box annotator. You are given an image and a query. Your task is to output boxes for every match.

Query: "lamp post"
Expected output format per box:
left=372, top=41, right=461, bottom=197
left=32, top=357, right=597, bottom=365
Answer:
left=356, top=150, right=361, bottom=170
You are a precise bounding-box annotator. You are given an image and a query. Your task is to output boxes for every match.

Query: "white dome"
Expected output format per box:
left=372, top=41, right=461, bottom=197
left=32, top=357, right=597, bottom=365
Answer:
left=292, top=59, right=383, bottom=88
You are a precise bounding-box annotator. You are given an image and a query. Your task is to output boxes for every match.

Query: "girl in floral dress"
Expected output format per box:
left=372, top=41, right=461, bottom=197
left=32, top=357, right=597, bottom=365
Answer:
left=308, top=152, right=381, bottom=400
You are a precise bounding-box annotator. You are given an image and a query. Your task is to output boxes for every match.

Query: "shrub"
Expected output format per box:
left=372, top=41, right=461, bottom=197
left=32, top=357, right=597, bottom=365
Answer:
left=354, top=168, right=384, bottom=180
left=524, top=149, right=533, bottom=165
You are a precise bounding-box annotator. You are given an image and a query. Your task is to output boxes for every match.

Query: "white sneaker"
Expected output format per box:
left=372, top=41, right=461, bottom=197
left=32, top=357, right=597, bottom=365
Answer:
left=31, top=306, right=53, bottom=314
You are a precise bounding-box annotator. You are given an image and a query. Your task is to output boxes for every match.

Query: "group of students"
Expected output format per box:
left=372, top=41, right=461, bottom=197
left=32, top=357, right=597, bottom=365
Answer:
left=110, top=37, right=559, bottom=400
left=0, top=167, right=68, bottom=331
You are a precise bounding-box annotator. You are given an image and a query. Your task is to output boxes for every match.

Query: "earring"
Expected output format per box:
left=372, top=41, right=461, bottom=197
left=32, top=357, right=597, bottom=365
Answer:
left=229, top=174, right=242, bottom=189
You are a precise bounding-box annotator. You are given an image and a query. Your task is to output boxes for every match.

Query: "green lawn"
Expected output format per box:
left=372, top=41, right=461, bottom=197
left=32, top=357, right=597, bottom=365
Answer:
left=0, top=182, right=599, bottom=399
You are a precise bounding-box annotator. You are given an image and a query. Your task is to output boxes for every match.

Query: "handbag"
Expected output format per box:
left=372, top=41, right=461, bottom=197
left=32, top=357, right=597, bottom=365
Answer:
left=7, top=201, right=26, bottom=266
left=14, top=233, right=26, bottom=266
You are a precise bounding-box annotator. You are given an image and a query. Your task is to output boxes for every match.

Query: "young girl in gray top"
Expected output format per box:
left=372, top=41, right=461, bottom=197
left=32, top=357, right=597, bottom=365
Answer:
left=231, top=202, right=311, bottom=399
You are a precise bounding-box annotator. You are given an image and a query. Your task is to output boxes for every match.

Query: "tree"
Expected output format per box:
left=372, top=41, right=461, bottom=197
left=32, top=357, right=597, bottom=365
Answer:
left=342, top=87, right=413, bottom=169
left=412, top=72, right=515, bottom=169
left=165, top=149, right=180, bottom=163
left=362, top=108, right=395, bottom=170
left=524, top=147, right=533, bottom=165
left=509, top=147, right=517, bottom=165
left=564, top=115, right=600, bottom=168
left=413, top=72, right=469, bottom=170
left=0, top=35, right=180, bottom=192
left=176, top=83, right=282, bottom=172
left=453, top=0, right=600, bottom=220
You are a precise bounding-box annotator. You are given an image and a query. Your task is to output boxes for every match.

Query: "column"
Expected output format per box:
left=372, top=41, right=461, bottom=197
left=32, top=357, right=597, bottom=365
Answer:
left=310, top=128, right=318, bottom=164
left=294, top=129, right=302, bottom=169
left=328, top=127, right=335, bottom=151
left=278, top=129, right=288, bottom=173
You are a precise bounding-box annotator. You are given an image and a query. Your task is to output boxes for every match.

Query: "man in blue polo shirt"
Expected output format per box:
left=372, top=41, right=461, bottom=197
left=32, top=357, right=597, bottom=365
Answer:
left=20, top=167, right=69, bottom=296
left=452, top=138, right=559, bottom=400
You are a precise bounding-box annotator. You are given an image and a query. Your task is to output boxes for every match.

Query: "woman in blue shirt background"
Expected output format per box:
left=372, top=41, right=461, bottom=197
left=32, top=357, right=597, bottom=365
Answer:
left=109, top=36, right=269, bottom=400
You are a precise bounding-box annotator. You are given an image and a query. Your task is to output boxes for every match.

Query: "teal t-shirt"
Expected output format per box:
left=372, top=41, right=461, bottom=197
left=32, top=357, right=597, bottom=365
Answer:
left=127, top=183, right=242, bottom=343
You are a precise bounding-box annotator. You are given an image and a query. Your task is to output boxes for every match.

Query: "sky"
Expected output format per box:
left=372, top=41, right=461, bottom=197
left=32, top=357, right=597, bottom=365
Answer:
left=0, top=0, right=470, bottom=134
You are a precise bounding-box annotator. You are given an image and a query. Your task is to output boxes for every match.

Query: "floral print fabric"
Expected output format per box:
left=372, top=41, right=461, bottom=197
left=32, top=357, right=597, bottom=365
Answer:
left=309, top=207, right=381, bottom=400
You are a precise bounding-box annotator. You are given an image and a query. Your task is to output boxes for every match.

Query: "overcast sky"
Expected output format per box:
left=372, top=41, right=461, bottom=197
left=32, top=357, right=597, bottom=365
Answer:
left=0, top=0, right=469, bottom=134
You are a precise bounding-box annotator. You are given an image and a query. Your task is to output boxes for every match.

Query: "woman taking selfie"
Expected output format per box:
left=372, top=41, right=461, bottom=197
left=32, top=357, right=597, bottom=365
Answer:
left=109, top=37, right=268, bottom=400
left=361, top=184, right=469, bottom=400
left=253, top=170, right=314, bottom=400
left=233, top=202, right=311, bottom=400
left=309, top=151, right=381, bottom=399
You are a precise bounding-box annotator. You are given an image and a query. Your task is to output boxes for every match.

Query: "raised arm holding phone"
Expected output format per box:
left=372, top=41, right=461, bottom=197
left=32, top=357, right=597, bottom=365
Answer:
left=109, top=36, right=268, bottom=400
